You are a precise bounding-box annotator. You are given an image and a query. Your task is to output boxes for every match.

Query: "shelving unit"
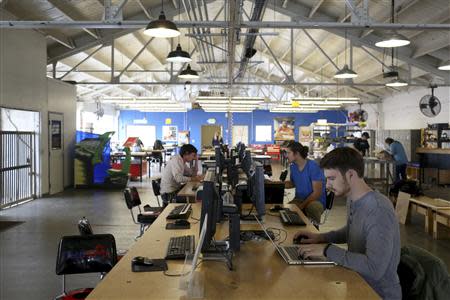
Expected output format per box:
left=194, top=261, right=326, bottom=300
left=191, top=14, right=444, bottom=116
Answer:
left=310, top=122, right=371, bottom=158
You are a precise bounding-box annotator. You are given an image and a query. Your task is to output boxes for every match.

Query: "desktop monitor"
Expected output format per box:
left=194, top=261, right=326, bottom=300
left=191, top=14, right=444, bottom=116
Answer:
left=227, top=158, right=239, bottom=188
left=200, top=174, right=220, bottom=252
left=237, top=143, right=246, bottom=162
left=214, top=146, right=225, bottom=174
left=249, top=162, right=266, bottom=218
left=241, top=150, right=252, bottom=176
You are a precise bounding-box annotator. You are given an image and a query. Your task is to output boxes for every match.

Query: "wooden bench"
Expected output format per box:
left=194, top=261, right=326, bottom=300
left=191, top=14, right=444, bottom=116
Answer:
left=433, top=209, right=450, bottom=239
left=397, top=192, right=450, bottom=239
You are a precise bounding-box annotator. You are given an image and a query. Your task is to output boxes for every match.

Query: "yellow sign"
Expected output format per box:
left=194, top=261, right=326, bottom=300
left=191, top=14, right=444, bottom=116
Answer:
left=165, top=118, right=172, bottom=125
left=291, top=101, right=300, bottom=108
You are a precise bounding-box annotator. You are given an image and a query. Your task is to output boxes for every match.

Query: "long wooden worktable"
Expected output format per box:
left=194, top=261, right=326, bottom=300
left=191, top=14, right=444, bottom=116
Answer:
left=87, top=204, right=379, bottom=299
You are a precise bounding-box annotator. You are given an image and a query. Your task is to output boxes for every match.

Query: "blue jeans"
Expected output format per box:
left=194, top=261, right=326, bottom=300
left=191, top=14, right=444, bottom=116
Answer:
left=395, top=164, right=407, bottom=183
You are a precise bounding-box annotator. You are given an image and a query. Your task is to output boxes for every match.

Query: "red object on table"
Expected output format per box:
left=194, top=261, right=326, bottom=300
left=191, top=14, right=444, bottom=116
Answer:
left=111, top=162, right=146, bottom=180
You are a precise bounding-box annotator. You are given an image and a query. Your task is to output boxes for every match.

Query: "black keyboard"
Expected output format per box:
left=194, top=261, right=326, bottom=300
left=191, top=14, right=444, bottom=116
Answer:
left=166, top=204, right=192, bottom=220
left=280, top=209, right=306, bottom=226
left=165, top=235, right=195, bottom=260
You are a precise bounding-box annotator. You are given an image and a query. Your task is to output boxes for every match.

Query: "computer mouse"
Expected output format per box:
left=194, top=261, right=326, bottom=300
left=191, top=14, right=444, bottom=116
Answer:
left=293, top=234, right=308, bottom=244
left=174, top=219, right=190, bottom=226
left=132, top=256, right=153, bottom=266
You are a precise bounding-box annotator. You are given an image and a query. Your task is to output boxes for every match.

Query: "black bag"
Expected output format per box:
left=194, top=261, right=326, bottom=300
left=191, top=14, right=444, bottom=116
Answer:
left=389, top=180, right=423, bottom=198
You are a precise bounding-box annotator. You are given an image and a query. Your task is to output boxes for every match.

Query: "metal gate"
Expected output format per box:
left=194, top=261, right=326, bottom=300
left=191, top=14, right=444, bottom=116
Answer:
left=0, top=131, right=37, bottom=209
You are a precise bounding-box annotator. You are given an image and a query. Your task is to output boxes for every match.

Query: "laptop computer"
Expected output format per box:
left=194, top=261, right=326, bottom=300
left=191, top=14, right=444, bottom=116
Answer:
left=255, top=216, right=336, bottom=266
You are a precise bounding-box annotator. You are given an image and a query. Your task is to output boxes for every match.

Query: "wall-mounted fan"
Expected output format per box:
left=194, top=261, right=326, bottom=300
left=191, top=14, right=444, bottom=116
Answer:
left=420, top=85, right=441, bottom=117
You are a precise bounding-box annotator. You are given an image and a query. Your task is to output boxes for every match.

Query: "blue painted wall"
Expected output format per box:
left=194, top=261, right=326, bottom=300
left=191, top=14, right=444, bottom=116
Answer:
left=118, top=109, right=347, bottom=152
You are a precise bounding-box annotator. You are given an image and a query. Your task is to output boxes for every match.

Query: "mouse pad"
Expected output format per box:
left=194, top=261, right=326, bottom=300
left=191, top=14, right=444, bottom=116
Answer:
left=166, top=223, right=190, bottom=230
left=131, top=259, right=167, bottom=272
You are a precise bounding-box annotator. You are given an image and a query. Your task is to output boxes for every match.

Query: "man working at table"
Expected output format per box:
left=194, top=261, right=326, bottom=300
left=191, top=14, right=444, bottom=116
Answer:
left=284, top=141, right=326, bottom=226
left=160, top=144, right=203, bottom=207
left=294, top=147, right=401, bottom=299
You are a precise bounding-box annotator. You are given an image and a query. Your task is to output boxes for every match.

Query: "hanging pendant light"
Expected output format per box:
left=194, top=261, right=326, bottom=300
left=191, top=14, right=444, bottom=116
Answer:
left=166, top=44, right=192, bottom=63
left=385, top=77, right=408, bottom=87
left=179, top=64, right=199, bottom=79
left=438, top=60, right=450, bottom=71
left=375, top=31, right=410, bottom=48
left=334, top=64, right=358, bottom=79
left=375, top=0, right=410, bottom=48
left=144, top=11, right=180, bottom=38
left=384, top=48, right=407, bottom=87
left=334, top=6, right=358, bottom=79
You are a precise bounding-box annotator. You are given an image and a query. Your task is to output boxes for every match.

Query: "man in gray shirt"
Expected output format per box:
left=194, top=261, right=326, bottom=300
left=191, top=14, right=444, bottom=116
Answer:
left=160, top=144, right=203, bottom=206
left=295, top=147, right=401, bottom=299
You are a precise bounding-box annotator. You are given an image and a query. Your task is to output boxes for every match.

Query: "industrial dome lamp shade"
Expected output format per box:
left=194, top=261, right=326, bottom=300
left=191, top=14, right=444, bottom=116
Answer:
left=375, top=31, right=410, bottom=48
left=166, top=44, right=192, bottom=63
left=144, top=11, right=180, bottom=38
left=385, top=77, right=408, bottom=87
left=375, top=0, right=410, bottom=48
left=334, top=64, right=358, bottom=79
left=179, top=64, right=199, bottom=79
left=438, top=60, right=450, bottom=71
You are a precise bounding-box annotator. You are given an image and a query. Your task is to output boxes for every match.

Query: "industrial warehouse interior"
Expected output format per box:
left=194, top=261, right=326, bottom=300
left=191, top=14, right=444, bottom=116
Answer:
left=1, top=0, right=450, bottom=299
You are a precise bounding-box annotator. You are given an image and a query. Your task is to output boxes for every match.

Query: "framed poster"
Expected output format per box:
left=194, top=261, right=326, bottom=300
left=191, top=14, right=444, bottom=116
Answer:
left=299, top=126, right=312, bottom=143
left=51, top=120, right=62, bottom=149
left=162, top=125, right=178, bottom=142
left=274, top=117, right=295, bottom=141
left=178, top=131, right=190, bottom=145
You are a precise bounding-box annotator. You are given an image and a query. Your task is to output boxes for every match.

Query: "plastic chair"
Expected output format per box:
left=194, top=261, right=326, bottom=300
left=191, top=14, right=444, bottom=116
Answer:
left=123, top=187, right=159, bottom=239
left=55, top=234, right=117, bottom=300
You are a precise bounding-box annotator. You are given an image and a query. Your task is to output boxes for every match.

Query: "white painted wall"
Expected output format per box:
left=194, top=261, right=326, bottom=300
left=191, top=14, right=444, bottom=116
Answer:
left=0, top=28, right=48, bottom=195
left=0, top=27, right=77, bottom=195
left=47, top=78, right=77, bottom=188
left=382, top=87, right=450, bottom=129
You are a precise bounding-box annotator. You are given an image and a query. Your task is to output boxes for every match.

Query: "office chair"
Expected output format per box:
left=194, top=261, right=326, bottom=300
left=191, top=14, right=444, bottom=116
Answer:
left=77, top=217, right=126, bottom=261
left=151, top=178, right=162, bottom=207
left=310, top=191, right=335, bottom=227
left=123, top=187, right=159, bottom=239
left=397, top=245, right=450, bottom=299
left=55, top=234, right=117, bottom=300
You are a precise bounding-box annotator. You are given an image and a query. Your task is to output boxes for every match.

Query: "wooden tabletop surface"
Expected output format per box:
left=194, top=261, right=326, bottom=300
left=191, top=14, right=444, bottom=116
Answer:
left=87, top=204, right=378, bottom=300
left=410, top=196, right=450, bottom=209
left=177, top=181, right=202, bottom=199
left=416, top=148, right=450, bottom=155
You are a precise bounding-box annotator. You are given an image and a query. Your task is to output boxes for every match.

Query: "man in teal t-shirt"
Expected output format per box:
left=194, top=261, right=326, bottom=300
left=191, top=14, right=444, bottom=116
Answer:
left=284, top=141, right=326, bottom=225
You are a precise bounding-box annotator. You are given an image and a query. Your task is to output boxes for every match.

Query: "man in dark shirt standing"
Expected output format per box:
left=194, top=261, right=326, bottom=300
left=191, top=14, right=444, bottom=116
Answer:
left=353, top=132, right=370, bottom=156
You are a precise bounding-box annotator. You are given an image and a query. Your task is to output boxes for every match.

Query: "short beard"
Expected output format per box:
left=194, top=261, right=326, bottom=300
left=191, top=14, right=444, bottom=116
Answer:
left=334, top=177, right=351, bottom=197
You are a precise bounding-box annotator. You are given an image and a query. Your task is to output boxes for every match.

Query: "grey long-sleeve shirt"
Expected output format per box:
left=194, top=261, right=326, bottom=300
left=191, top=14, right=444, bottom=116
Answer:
left=323, top=191, right=401, bottom=300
